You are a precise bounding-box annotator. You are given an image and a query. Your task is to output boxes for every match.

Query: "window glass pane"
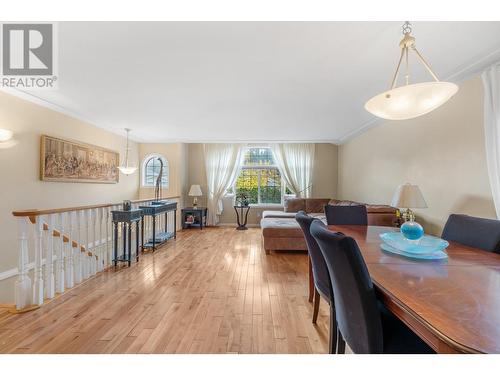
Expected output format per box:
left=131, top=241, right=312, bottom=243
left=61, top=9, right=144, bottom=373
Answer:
left=259, top=168, right=282, bottom=204
left=243, top=148, right=275, bottom=166
left=234, top=167, right=282, bottom=205
left=235, top=168, right=259, bottom=204
left=235, top=148, right=283, bottom=204
left=143, top=157, right=169, bottom=187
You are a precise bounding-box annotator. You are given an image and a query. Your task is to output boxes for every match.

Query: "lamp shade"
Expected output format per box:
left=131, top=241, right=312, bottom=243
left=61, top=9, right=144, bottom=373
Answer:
left=365, top=82, right=459, bottom=121
left=391, top=183, right=427, bottom=209
left=117, top=166, right=138, bottom=175
left=188, top=184, right=203, bottom=197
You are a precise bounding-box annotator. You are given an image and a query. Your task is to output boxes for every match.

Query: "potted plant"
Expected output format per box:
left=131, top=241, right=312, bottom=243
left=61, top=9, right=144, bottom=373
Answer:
left=236, top=192, right=249, bottom=207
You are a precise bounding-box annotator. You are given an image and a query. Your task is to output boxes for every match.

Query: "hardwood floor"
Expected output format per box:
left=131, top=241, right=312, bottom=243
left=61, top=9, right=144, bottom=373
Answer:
left=0, top=228, right=330, bottom=354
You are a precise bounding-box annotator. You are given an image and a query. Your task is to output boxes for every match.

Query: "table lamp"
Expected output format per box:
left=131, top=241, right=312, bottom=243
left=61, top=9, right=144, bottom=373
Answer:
left=188, top=184, right=203, bottom=208
left=391, top=183, right=428, bottom=240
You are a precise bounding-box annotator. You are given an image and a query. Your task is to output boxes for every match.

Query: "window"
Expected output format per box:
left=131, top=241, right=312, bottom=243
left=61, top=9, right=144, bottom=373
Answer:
left=141, top=154, right=169, bottom=187
left=234, top=147, right=285, bottom=205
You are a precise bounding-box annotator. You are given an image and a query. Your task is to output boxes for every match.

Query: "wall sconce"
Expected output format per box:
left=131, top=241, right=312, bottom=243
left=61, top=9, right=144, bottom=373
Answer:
left=0, top=129, right=14, bottom=142
left=0, top=128, right=17, bottom=149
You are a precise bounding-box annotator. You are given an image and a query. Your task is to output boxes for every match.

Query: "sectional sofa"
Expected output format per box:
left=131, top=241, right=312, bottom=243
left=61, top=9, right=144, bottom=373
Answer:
left=260, top=198, right=398, bottom=253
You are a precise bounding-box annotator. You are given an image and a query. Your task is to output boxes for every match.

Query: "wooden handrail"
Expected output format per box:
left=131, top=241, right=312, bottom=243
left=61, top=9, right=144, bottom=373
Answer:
left=12, top=195, right=180, bottom=217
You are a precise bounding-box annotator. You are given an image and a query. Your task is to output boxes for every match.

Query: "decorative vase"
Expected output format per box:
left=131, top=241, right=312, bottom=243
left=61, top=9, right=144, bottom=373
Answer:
left=123, top=200, right=131, bottom=211
left=401, top=221, right=424, bottom=241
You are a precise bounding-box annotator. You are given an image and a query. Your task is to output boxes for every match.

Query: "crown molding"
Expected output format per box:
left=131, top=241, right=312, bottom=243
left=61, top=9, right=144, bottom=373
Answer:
left=0, top=88, right=98, bottom=127
left=0, top=87, right=132, bottom=141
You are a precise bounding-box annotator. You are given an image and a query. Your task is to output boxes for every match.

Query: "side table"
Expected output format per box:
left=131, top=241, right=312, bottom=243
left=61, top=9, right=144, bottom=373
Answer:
left=234, top=205, right=250, bottom=230
left=111, top=209, right=143, bottom=267
left=139, top=201, right=177, bottom=251
left=182, top=207, right=208, bottom=230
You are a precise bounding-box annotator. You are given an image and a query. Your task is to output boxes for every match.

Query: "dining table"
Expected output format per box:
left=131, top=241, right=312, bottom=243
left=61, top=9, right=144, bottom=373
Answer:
left=319, top=225, right=500, bottom=354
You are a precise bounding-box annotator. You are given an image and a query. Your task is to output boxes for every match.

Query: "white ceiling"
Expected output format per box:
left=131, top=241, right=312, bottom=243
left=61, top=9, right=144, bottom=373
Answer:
left=14, top=22, right=500, bottom=143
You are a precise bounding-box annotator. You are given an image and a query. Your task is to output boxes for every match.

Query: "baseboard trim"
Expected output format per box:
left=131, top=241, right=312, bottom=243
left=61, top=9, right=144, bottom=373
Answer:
left=217, top=223, right=261, bottom=228
left=0, top=265, right=27, bottom=282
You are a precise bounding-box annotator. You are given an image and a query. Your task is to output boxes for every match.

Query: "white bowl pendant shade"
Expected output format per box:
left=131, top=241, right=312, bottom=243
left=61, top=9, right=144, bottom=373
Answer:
left=365, top=81, right=459, bottom=120
left=118, top=166, right=138, bottom=175
left=365, top=22, right=459, bottom=121
left=118, top=128, right=137, bottom=175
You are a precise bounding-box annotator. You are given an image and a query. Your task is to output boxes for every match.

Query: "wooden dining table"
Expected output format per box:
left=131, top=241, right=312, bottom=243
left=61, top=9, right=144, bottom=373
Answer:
left=319, top=225, right=500, bottom=354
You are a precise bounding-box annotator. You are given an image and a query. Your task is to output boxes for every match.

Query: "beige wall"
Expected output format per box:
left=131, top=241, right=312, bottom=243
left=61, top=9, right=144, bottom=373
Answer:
left=338, top=76, right=496, bottom=235
left=187, top=143, right=338, bottom=225
left=186, top=143, right=208, bottom=208
left=312, top=143, right=338, bottom=199
left=0, top=92, right=140, bottom=301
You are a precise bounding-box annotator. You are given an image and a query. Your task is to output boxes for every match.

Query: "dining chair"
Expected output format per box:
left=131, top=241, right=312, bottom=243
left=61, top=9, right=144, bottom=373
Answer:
left=295, top=211, right=337, bottom=354
left=442, top=214, right=500, bottom=253
left=310, top=220, right=434, bottom=354
left=324, top=205, right=368, bottom=225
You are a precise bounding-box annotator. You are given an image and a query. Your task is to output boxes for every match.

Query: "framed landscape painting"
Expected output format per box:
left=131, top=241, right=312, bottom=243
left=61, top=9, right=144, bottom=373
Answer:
left=40, top=135, right=119, bottom=183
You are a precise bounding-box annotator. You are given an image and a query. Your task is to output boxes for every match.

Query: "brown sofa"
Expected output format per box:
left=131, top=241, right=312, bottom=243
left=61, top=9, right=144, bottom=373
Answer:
left=261, top=198, right=397, bottom=253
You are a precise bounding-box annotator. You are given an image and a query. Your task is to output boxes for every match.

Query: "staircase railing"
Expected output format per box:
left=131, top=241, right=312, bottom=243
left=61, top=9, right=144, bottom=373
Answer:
left=10, top=196, right=179, bottom=312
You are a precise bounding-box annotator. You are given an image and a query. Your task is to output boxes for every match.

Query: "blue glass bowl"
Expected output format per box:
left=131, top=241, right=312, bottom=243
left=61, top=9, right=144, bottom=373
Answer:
left=379, top=232, right=449, bottom=254
left=380, top=243, right=448, bottom=260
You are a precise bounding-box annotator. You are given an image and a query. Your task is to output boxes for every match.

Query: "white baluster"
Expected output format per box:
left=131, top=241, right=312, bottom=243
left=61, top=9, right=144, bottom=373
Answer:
left=90, top=208, right=96, bottom=275
left=91, top=208, right=97, bottom=275
left=15, top=217, right=32, bottom=310
left=75, top=210, right=82, bottom=284
left=95, top=208, right=99, bottom=273
left=87, top=209, right=92, bottom=276
left=90, top=208, right=95, bottom=276
left=94, top=208, right=99, bottom=273
left=33, top=216, right=44, bottom=306
left=83, top=209, right=90, bottom=279
left=80, top=210, right=87, bottom=281
left=90, top=209, right=95, bottom=275
left=107, top=207, right=112, bottom=267
left=98, top=207, right=104, bottom=271
left=66, top=211, right=74, bottom=288
left=55, top=213, right=65, bottom=294
left=45, top=214, right=55, bottom=299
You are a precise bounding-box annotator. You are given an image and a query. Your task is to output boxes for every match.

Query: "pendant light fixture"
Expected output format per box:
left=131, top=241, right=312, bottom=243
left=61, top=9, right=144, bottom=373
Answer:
left=365, top=22, right=458, bottom=120
left=117, top=128, right=137, bottom=175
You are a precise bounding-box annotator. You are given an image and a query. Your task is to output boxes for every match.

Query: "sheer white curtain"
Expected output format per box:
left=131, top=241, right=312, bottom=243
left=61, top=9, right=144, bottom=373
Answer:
left=482, top=65, right=500, bottom=218
left=204, top=144, right=244, bottom=226
left=271, top=144, right=315, bottom=198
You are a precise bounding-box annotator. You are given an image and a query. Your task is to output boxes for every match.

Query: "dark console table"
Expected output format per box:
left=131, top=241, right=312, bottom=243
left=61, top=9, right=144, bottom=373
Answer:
left=111, top=209, right=143, bottom=267
left=182, top=207, right=207, bottom=230
left=139, top=201, right=177, bottom=251
left=234, top=205, right=251, bottom=230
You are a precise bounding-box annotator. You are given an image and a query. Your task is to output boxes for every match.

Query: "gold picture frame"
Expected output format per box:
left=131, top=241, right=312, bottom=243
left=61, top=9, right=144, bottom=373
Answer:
left=40, top=135, right=120, bottom=184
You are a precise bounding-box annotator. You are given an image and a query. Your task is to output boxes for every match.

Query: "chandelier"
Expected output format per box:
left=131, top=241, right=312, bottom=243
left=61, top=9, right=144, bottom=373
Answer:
left=365, top=22, right=459, bottom=120
left=117, top=128, right=137, bottom=175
